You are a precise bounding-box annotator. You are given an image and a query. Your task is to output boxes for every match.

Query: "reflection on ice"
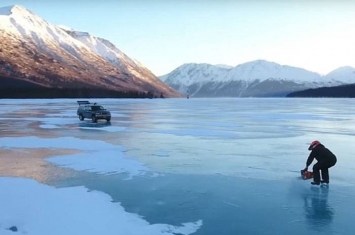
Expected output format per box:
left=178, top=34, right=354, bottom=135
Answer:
left=303, top=186, right=334, bottom=231
left=78, top=121, right=112, bottom=128
left=78, top=121, right=126, bottom=132
left=0, top=148, right=79, bottom=184
left=0, top=136, right=149, bottom=178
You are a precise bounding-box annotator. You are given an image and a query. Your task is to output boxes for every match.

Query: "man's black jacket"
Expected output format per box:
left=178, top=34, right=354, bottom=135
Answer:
left=306, top=144, right=337, bottom=167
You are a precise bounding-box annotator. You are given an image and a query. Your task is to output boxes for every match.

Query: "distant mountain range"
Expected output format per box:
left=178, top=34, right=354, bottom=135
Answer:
left=1, top=5, right=354, bottom=99
left=159, top=61, right=355, bottom=97
left=0, top=5, right=182, bottom=98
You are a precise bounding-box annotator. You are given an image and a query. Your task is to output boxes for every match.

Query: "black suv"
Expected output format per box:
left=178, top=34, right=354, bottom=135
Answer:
left=77, top=101, right=111, bottom=123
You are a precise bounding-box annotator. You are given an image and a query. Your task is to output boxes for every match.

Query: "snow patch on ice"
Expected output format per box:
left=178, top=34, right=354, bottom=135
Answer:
left=0, top=177, right=203, bottom=235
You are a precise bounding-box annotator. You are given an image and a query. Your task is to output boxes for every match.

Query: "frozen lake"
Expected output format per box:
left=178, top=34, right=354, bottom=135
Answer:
left=1, top=98, right=355, bottom=235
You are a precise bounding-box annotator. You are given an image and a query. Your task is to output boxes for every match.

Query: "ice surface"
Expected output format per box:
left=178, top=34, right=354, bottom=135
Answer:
left=0, top=98, right=355, bottom=235
left=0, top=177, right=202, bottom=235
left=0, top=136, right=149, bottom=177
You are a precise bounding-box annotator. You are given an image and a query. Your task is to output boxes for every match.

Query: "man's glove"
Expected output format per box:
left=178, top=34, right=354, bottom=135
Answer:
left=303, top=167, right=308, bottom=172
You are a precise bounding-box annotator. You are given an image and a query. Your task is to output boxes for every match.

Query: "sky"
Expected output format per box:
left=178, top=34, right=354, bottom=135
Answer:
left=1, top=0, right=355, bottom=76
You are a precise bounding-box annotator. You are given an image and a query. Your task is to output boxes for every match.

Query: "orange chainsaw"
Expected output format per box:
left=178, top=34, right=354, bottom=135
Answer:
left=300, top=169, right=313, bottom=180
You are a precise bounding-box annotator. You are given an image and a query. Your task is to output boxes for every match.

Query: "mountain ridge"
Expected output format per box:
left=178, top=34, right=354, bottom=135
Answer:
left=160, top=60, right=355, bottom=97
left=0, top=5, right=181, bottom=98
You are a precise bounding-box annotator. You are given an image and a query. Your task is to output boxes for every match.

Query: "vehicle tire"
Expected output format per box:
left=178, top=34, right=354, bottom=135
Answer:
left=92, top=115, right=97, bottom=123
left=106, top=117, right=111, bottom=122
left=79, top=114, right=84, bottom=121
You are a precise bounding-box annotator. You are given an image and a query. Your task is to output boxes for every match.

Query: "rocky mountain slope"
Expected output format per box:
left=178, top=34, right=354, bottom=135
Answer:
left=0, top=5, right=181, bottom=98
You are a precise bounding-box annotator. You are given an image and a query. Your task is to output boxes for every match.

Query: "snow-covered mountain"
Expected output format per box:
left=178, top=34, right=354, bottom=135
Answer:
left=160, top=60, right=355, bottom=97
left=62, top=29, right=156, bottom=83
left=0, top=5, right=181, bottom=97
left=322, top=66, right=355, bottom=86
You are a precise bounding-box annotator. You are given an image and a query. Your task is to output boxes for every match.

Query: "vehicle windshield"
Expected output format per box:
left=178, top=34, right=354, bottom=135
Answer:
left=91, top=106, right=105, bottom=111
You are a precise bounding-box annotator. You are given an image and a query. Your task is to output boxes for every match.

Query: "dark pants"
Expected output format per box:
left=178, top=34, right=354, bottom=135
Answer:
left=313, top=161, right=336, bottom=183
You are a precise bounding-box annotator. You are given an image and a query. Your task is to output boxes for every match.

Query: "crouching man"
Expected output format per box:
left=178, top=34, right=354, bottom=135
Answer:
left=303, top=140, right=337, bottom=185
